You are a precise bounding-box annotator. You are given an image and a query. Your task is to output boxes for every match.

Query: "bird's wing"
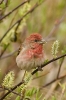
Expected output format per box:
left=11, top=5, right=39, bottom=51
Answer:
left=17, top=45, right=22, bottom=55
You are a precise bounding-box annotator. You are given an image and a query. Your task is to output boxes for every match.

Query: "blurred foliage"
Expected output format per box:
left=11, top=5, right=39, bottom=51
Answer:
left=0, top=0, right=66, bottom=100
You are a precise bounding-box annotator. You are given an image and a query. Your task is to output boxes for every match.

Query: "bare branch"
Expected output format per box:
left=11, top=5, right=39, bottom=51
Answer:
left=0, top=47, right=19, bottom=60
left=0, top=0, right=30, bottom=21
left=46, top=9, right=66, bottom=39
left=13, top=20, right=21, bottom=42
left=0, top=43, right=10, bottom=58
left=57, top=57, right=65, bottom=79
left=40, top=74, right=66, bottom=89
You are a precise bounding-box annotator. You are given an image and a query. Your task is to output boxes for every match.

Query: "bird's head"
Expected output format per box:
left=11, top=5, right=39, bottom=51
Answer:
left=24, top=33, right=46, bottom=49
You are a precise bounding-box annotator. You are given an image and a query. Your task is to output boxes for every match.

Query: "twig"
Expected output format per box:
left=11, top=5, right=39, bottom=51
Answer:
left=13, top=20, right=21, bottom=42
left=33, top=69, right=51, bottom=80
left=0, top=86, right=21, bottom=97
left=8, top=10, right=19, bottom=41
left=0, top=81, right=24, bottom=100
left=46, top=9, right=66, bottom=39
left=57, top=57, right=65, bottom=79
left=0, top=0, right=30, bottom=20
left=0, top=47, right=19, bottom=60
left=9, top=10, right=18, bottom=28
left=40, top=74, right=66, bottom=89
left=31, top=54, right=66, bottom=75
left=0, top=1, right=45, bottom=43
left=0, top=43, right=10, bottom=58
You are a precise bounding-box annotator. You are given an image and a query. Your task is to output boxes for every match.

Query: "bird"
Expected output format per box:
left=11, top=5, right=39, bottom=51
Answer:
left=16, top=33, right=46, bottom=71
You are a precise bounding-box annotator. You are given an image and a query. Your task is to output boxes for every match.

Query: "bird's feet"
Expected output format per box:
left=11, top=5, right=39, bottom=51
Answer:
left=38, top=66, right=43, bottom=71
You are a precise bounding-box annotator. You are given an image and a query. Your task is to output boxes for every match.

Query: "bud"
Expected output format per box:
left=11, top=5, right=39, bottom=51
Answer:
left=2, top=71, right=15, bottom=88
left=51, top=40, right=59, bottom=58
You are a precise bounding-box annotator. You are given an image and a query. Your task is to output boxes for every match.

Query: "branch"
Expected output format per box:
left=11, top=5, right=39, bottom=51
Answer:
left=46, top=9, right=66, bottom=39
left=0, top=43, right=10, bottom=58
left=0, top=1, right=44, bottom=43
left=0, top=86, right=21, bottom=97
left=0, top=0, right=30, bottom=21
left=57, top=57, right=65, bottom=78
left=40, top=74, right=66, bottom=89
left=0, top=81, right=24, bottom=100
left=31, top=54, right=66, bottom=75
left=13, top=20, right=21, bottom=42
left=0, top=47, right=19, bottom=60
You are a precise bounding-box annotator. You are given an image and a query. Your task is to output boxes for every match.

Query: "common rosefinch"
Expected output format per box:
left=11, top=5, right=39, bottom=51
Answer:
left=16, top=33, right=46, bottom=71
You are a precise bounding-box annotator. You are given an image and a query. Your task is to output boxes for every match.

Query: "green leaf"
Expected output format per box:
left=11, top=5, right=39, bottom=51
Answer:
left=25, top=87, right=37, bottom=97
left=35, top=89, right=43, bottom=100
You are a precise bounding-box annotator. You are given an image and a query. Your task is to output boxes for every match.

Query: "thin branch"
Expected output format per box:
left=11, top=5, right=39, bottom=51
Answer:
left=0, top=0, right=30, bottom=21
left=13, top=20, right=21, bottom=42
left=9, top=10, right=18, bottom=28
left=40, top=74, right=66, bottom=89
left=0, top=81, right=24, bottom=100
left=46, top=9, right=66, bottom=39
left=57, top=57, right=65, bottom=79
left=33, top=68, right=51, bottom=80
left=0, top=1, right=44, bottom=43
left=0, top=47, right=19, bottom=60
left=0, top=43, right=10, bottom=58
left=0, top=86, right=21, bottom=97
left=31, top=54, right=66, bottom=75
left=0, top=12, right=19, bottom=59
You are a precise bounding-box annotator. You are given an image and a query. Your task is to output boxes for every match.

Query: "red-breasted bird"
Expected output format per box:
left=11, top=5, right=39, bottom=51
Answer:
left=16, top=33, right=47, bottom=71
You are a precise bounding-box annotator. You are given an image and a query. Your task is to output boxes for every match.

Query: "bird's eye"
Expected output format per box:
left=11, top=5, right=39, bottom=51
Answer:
left=34, top=39, right=38, bottom=42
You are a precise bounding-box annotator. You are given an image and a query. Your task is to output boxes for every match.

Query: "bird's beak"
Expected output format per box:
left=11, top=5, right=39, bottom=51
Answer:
left=39, top=39, right=47, bottom=44
left=39, top=37, right=55, bottom=44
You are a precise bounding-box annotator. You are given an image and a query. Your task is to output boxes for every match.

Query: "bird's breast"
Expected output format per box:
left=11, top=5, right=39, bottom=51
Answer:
left=16, top=46, right=44, bottom=71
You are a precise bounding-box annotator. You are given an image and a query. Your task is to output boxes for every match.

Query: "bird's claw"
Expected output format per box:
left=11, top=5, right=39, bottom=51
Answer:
left=38, top=66, right=43, bottom=71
